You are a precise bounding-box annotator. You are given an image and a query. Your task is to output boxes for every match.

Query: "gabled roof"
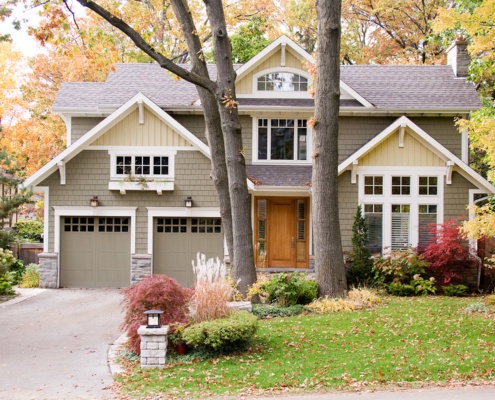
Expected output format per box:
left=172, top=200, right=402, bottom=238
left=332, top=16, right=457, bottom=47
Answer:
left=24, top=93, right=210, bottom=188
left=52, top=37, right=481, bottom=115
left=338, top=116, right=495, bottom=193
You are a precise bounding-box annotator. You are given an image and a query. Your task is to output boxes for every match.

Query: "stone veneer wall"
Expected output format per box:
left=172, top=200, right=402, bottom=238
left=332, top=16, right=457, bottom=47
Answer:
left=38, top=253, right=58, bottom=288
left=131, top=254, right=152, bottom=285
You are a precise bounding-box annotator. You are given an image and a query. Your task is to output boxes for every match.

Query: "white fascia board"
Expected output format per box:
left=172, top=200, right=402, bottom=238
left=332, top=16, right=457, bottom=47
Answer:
left=339, top=80, right=374, bottom=108
left=235, top=35, right=315, bottom=82
left=24, top=93, right=211, bottom=189
left=338, top=115, right=495, bottom=194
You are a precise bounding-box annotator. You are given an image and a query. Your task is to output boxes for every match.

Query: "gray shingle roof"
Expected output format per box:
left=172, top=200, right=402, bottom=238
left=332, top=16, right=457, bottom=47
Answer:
left=340, top=65, right=481, bottom=110
left=246, top=165, right=312, bottom=187
left=53, top=62, right=481, bottom=112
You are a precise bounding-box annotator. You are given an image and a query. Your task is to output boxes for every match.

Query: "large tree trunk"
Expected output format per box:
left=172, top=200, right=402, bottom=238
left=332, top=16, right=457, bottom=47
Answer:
left=313, top=0, right=347, bottom=297
left=170, top=0, right=235, bottom=275
left=204, top=0, right=257, bottom=294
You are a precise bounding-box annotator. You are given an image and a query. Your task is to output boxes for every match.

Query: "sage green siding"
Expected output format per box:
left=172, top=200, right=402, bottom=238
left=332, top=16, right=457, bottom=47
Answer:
left=40, top=150, right=217, bottom=253
left=71, top=117, right=104, bottom=143
left=338, top=171, right=359, bottom=252
left=444, top=172, right=476, bottom=221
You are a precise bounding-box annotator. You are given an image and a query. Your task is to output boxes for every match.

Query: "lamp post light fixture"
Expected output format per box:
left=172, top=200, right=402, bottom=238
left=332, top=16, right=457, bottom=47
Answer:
left=90, top=196, right=99, bottom=207
left=144, top=309, right=164, bottom=328
left=185, top=196, right=193, bottom=208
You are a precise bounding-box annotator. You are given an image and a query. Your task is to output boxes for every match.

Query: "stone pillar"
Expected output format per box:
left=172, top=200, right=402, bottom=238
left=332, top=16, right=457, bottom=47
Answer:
left=138, top=325, right=169, bottom=369
left=131, top=254, right=152, bottom=285
left=38, top=253, right=59, bottom=288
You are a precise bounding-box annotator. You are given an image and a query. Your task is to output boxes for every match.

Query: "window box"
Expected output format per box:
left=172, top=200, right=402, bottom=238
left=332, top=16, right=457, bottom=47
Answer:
left=108, top=180, right=174, bottom=195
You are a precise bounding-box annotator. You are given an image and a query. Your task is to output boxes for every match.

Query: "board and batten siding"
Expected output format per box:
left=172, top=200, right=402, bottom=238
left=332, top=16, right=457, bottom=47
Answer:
left=90, top=108, right=192, bottom=147
left=359, top=131, right=445, bottom=167
left=39, top=150, right=218, bottom=254
left=236, top=49, right=308, bottom=95
left=338, top=117, right=463, bottom=163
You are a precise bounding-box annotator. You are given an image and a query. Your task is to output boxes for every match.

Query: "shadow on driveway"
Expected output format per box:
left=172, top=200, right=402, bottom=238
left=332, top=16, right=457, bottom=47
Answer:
left=0, top=288, right=123, bottom=400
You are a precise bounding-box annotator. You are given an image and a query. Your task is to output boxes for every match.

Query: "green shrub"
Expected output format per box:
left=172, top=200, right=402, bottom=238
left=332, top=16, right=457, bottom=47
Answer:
left=0, top=274, right=14, bottom=295
left=386, top=282, right=417, bottom=296
left=250, top=273, right=318, bottom=306
left=0, top=248, right=24, bottom=284
left=373, top=248, right=429, bottom=286
left=182, top=311, right=258, bottom=350
left=0, top=230, right=15, bottom=250
left=252, top=304, right=305, bottom=318
left=442, top=284, right=468, bottom=297
left=19, top=263, right=39, bottom=288
left=14, top=220, right=44, bottom=243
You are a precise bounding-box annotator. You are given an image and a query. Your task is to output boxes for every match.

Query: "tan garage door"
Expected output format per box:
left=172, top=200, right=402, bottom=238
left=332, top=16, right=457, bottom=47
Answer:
left=60, top=217, right=131, bottom=288
left=153, top=217, right=223, bottom=287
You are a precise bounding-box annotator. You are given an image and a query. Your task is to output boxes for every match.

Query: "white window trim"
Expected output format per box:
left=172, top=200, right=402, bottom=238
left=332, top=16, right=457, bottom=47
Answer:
left=251, top=117, right=313, bottom=165
left=358, top=167, right=445, bottom=251
left=245, top=67, right=313, bottom=99
left=108, top=149, right=176, bottom=181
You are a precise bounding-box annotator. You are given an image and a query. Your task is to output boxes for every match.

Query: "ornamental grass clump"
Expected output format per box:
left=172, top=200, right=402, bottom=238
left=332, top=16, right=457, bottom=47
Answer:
left=191, top=253, right=232, bottom=323
left=18, top=263, right=39, bottom=288
left=120, top=274, right=193, bottom=355
left=306, top=288, right=381, bottom=314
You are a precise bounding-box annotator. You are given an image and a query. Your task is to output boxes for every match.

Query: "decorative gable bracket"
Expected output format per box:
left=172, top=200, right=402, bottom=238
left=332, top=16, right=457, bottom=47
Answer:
left=138, top=99, right=144, bottom=125
left=351, top=160, right=359, bottom=184
left=446, top=160, right=455, bottom=184
left=398, top=122, right=407, bottom=148
left=57, top=161, right=66, bottom=185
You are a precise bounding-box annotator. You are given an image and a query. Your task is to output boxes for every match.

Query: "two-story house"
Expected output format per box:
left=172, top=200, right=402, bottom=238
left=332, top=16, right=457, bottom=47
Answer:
left=23, top=36, right=495, bottom=289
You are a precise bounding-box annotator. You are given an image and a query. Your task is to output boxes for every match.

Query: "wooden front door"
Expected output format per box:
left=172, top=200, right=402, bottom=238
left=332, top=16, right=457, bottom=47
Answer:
left=255, top=197, right=309, bottom=269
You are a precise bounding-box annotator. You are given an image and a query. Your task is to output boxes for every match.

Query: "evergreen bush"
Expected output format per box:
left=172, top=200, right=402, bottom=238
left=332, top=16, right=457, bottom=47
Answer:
left=14, top=220, right=44, bottom=242
left=346, top=205, right=374, bottom=287
left=181, top=311, right=258, bottom=350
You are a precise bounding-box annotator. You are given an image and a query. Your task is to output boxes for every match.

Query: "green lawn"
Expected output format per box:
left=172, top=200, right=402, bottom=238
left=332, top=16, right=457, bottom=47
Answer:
left=117, top=296, right=495, bottom=398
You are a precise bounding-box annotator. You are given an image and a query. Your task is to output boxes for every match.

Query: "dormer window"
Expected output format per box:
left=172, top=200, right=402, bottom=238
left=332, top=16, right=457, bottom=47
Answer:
left=257, top=72, right=308, bottom=92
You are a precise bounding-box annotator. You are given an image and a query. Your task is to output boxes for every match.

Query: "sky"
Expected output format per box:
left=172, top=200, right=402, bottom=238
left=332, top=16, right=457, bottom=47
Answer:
left=2, top=1, right=86, bottom=56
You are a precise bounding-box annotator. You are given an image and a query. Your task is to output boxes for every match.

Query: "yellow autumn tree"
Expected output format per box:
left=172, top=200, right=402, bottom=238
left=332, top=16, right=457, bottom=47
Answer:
left=434, top=1, right=495, bottom=241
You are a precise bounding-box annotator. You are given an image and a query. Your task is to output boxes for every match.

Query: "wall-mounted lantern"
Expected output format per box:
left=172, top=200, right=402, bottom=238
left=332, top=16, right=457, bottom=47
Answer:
left=185, top=196, right=193, bottom=208
left=90, top=196, right=99, bottom=207
left=144, top=309, right=164, bottom=328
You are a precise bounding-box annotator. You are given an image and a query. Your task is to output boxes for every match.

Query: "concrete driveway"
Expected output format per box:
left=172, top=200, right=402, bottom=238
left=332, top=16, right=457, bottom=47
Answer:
left=0, top=288, right=124, bottom=400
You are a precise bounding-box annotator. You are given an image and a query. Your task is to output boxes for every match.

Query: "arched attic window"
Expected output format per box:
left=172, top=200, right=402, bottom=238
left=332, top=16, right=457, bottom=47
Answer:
left=257, top=72, right=308, bottom=92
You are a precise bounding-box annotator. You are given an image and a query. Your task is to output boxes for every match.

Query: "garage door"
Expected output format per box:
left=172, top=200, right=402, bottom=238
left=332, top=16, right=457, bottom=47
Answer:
left=60, top=217, right=131, bottom=288
left=153, top=217, right=223, bottom=287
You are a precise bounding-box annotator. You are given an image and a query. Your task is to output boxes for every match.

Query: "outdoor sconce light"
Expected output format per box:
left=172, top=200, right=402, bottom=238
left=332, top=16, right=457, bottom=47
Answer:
left=90, top=196, right=99, bottom=207
left=185, top=196, right=193, bottom=208
left=144, top=309, right=164, bottom=328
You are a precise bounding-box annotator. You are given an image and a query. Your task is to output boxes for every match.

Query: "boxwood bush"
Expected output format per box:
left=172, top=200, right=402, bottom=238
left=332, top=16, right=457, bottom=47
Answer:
left=182, top=311, right=258, bottom=350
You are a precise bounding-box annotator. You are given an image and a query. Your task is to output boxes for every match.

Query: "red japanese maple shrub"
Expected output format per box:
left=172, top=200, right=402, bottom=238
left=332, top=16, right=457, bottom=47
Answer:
left=420, top=219, right=479, bottom=287
left=120, top=274, right=194, bottom=355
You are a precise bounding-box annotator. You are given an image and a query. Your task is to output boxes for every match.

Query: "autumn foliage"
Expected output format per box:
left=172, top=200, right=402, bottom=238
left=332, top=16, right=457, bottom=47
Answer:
left=421, top=219, right=480, bottom=287
left=120, top=275, right=193, bottom=355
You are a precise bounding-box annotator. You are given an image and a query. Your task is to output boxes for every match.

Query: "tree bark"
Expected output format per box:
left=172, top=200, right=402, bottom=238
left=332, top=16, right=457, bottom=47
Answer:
left=203, top=0, right=257, bottom=294
left=169, top=0, right=235, bottom=275
left=313, top=0, right=347, bottom=297
left=76, top=0, right=257, bottom=291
